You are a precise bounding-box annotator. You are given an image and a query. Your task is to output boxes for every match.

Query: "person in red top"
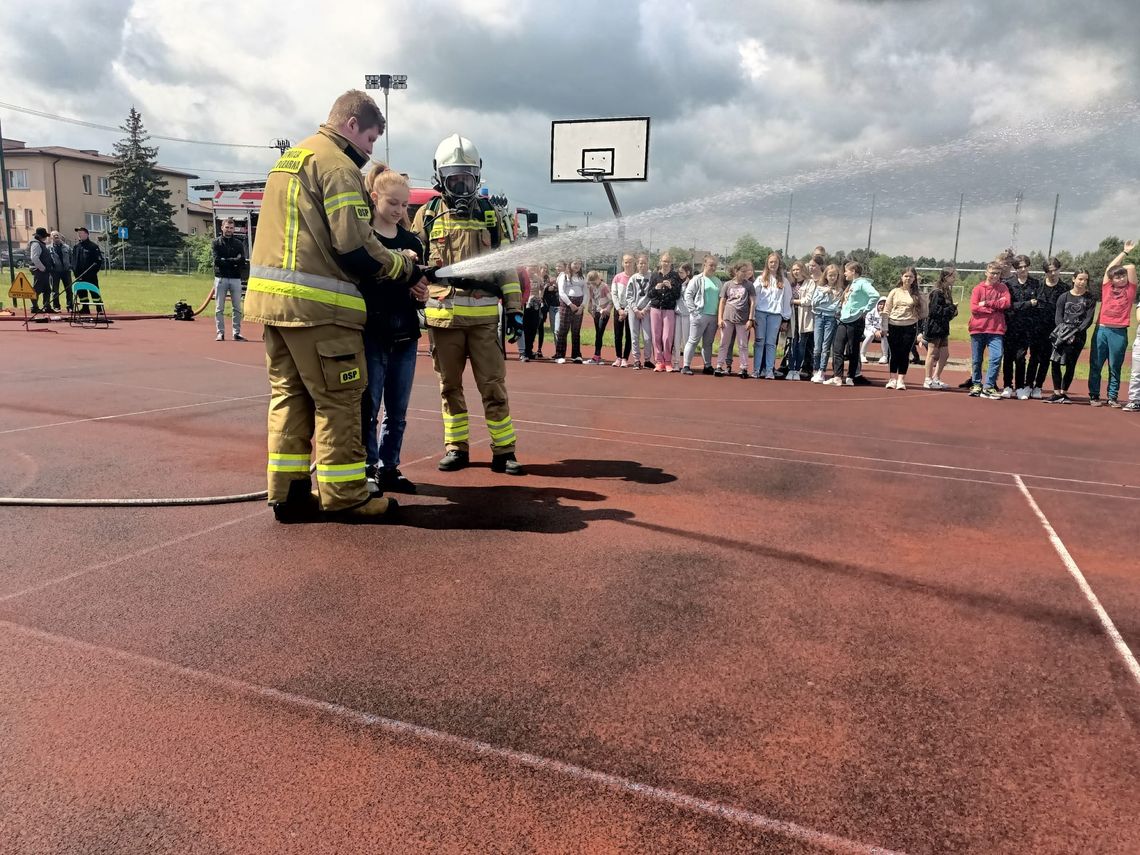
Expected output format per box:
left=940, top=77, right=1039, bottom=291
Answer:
left=968, top=263, right=1012, bottom=398
left=1088, top=241, right=1136, bottom=407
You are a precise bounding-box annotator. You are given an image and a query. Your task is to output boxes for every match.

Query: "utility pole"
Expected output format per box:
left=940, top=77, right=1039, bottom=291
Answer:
left=1047, top=193, right=1060, bottom=259
left=952, top=193, right=964, bottom=265
left=584, top=211, right=591, bottom=227
left=0, top=113, right=16, bottom=292
left=866, top=192, right=876, bottom=254
left=1011, top=189, right=1024, bottom=251
left=784, top=192, right=793, bottom=257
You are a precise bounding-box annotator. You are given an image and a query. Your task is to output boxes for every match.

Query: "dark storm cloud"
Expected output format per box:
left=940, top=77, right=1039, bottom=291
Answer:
left=4, top=0, right=134, bottom=91
left=396, top=2, right=747, bottom=120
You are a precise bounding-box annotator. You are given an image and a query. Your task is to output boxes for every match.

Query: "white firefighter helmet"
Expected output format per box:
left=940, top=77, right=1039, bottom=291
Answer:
left=433, top=134, right=482, bottom=203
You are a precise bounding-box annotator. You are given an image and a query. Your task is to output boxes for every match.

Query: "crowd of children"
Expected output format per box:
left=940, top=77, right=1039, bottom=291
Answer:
left=514, top=245, right=1140, bottom=410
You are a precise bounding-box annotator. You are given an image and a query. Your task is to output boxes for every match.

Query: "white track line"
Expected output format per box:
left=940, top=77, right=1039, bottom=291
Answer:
left=0, top=393, right=270, bottom=435
left=1014, top=476, right=1140, bottom=690
left=202, top=356, right=266, bottom=369
left=0, top=508, right=267, bottom=604
left=411, top=408, right=1140, bottom=495
left=0, top=619, right=903, bottom=855
left=512, top=388, right=902, bottom=404
left=514, top=393, right=1140, bottom=470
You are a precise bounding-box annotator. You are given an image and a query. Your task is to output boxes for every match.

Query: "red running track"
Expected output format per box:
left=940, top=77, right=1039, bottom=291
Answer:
left=1, top=320, right=1138, bottom=854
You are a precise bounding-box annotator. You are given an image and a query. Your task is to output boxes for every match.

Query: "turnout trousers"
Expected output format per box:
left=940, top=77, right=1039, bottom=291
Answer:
left=264, top=324, right=370, bottom=511
left=429, top=324, right=517, bottom=456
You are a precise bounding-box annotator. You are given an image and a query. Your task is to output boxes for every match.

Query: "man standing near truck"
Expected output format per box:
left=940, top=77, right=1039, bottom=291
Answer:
left=212, top=217, right=247, bottom=341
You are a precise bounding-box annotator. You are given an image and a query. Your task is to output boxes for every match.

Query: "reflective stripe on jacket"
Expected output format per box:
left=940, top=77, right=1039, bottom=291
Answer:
left=245, top=125, right=409, bottom=329
left=411, top=198, right=520, bottom=329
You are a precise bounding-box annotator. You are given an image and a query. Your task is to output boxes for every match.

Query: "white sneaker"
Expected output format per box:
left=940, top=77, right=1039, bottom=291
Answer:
left=1016, top=387, right=1030, bottom=400
left=823, top=377, right=843, bottom=386
left=1030, top=387, right=1043, bottom=399
left=811, top=371, right=823, bottom=383
left=1001, top=387, right=1014, bottom=399
left=844, top=378, right=855, bottom=386
left=896, top=380, right=906, bottom=391
left=555, top=358, right=566, bottom=364
left=612, top=359, right=622, bottom=367
left=923, top=378, right=934, bottom=389
left=785, top=373, right=799, bottom=381
left=885, top=379, right=897, bottom=389
left=763, top=370, right=776, bottom=380
left=877, top=356, right=888, bottom=364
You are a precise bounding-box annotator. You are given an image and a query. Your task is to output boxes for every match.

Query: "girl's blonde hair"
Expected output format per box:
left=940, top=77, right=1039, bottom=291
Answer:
left=759, top=252, right=786, bottom=289
left=366, top=163, right=411, bottom=228
left=824, top=263, right=843, bottom=291
left=586, top=269, right=604, bottom=284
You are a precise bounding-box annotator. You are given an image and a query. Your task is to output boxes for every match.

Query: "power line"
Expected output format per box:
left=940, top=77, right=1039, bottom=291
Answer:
left=0, top=100, right=276, bottom=150
left=518, top=201, right=590, bottom=216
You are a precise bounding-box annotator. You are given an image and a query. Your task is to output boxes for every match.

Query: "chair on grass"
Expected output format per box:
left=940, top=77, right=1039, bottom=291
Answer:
left=69, top=282, right=110, bottom=327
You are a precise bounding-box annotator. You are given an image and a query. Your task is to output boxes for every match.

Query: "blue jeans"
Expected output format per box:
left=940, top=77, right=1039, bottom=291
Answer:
left=970, top=333, right=1004, bottom=388
left=813, top=314, right=837, bottom=373
left=1087, top=325, right=1128, bottom=401
left=752, top=311, right=783, bottom=374
left=361, top=336, right=418, bottom=469
left=788, top=333, right=806, bottom=372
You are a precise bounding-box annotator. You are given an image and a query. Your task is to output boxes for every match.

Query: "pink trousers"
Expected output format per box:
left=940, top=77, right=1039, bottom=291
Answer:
left=650, top=308, right=676, bottom=366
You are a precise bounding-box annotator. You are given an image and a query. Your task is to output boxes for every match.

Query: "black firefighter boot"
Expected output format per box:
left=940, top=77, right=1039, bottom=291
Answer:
left=437, top=450, right=470, bottom=472
left=272, top=479, right=321, bottom=524
left=490, top=452, right=525, bottom=476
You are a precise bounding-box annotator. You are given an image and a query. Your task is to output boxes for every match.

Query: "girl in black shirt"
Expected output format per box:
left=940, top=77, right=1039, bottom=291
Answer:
left=1045, top=269, right=1097, bottom=404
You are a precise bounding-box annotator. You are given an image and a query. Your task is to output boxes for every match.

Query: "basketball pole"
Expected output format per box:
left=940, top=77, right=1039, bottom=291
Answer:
left=579, top=169, right=625, bottom=257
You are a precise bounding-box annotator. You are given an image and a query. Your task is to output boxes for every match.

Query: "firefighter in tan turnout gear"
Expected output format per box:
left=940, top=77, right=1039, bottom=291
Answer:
left=412, top=134, right=525, bottom=475
left=246, top=90, right=426, bottom=523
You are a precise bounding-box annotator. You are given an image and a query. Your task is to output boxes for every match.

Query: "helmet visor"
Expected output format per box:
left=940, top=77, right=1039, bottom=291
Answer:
left=440, top=166, right=479, bottom=199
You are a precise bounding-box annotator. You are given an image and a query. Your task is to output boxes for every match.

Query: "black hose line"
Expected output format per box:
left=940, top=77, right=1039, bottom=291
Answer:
left=0, top=491, right=268, bottom=507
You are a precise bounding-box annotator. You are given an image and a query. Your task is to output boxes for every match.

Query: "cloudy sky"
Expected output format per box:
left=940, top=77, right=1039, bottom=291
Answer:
left=3, top=0, right=1138, bottom=262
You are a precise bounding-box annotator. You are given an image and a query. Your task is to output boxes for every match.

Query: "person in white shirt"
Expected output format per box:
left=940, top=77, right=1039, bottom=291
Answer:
left=751, top=252, right=794, bottom=378
left=554, top=259, right=587, bottom=363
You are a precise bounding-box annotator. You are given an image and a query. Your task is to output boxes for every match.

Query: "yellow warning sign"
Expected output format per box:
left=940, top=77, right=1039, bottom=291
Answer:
left=8, top=270, right=36, bottom=300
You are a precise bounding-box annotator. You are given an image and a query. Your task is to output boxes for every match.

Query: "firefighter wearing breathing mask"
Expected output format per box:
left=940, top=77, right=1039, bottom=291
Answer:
left=411, top=134, right=524, bottom=475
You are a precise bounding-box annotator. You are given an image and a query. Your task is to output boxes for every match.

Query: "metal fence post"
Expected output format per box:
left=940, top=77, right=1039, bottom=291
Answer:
left=147, top=245, right=151, bottom=273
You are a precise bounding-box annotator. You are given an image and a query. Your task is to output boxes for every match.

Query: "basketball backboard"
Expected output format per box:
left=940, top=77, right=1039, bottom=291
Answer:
left=550, top=117, right=650, bottom=183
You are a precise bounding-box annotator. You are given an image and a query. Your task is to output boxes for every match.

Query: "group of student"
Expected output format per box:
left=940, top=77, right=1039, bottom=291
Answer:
left=965, top=245, right=1138, bottom=406
left=516, top=244, right=1140, bottom=410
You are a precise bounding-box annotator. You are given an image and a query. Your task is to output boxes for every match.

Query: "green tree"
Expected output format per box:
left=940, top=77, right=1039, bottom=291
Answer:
left=665, top=245, right=693, bottom=265
left=868, top=255, right=899, bottom=292
left=183, top=232, right=214, bottom=274
left=731, top=234, right=774, bottom=268
left=107, top=107, right=182, bottom=248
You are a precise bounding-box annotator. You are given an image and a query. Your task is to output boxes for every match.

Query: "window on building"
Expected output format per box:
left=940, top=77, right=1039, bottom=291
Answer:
left=97, top=176, right=111, bottom=196
left=6, top=208, right=16, bottom=228
left=5, top=169, right=29, bottom=190
left=82, top=175, right=92, bottom=195
left=84, top=213, right=110, bottom=233
left=24, top=209, right=34, bottom=228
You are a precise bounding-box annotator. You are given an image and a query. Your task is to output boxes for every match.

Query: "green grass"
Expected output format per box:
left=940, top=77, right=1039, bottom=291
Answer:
left=95, top=270, right=216, bottom=315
